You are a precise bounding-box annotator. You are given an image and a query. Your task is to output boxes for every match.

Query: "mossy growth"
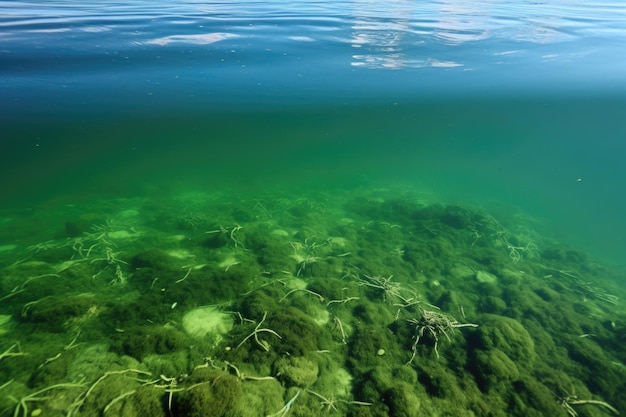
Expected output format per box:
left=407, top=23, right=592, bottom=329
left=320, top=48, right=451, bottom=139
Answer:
left=111, top=325, right=190, bottom=360
left=274, top=355, right=319, bottom=387
left=265, top=307, right=330, bottom=356
left=28, top=349, right=75, bottom=387
left=477, top=295, right=508, bottom=315
left=201, top=228, right=231, bottom=249
left=143, top=351, right=193, bottom=379
left=473, top=314, right=535, bottom=366
left=173, top=369, right=241, bottom=417
left=352, top=367, right=396, bottom=416
left=348, top=322, right=403, bottom=370
left=174, top=265, right=254, bottom=304
left=471, top=348, right=520, bottom=392
left=102, top=295, right=169, bottom=328
left=131, top=248, right=176, bottom=272
left=236, top=286, right=282, bottom=319
left=306, top=277, right=351, bottom=303
left=563, top=335, right=624, bottom=399
left=507, top=376, right=565, bottom=416
left=111, top=385, right=167, bottom=417
left=243, top=228, right=293, bottom=272
left=415, top=362, right=469, bottom=402
left=20, top=294, right=98, bottom=332
left=58, top=262, right=101, bottom=292
left=351, top=299, right=395, bottom=326
left=94, top=384, right=169, bottom=417
left=382, top=381, right=421, bottom=417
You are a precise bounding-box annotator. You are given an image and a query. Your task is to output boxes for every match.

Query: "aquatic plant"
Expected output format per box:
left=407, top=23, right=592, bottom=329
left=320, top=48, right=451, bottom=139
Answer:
left=235, top=311, right=282, bottom=352
left=406, top=308, right=478, bottom=363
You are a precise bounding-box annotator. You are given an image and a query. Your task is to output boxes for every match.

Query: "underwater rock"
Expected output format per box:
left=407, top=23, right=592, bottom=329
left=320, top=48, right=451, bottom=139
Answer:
left=64, top=221, right=86, bottom=237
left=274, top=356, right=319, bottom=387
left=475, top=270, right=498, bottom=284
left=449, top=264, right=474, bottom=280
left=173, top=371, right=241, bottom=417
left=473, top=348, right=520, bottom=391
left=384, top=381, right=421, bottom=417
left=112, top=325, right=190, bottom=360
left=131, top=248, right=173, bottom=271
left=20, top=294, right=98, bottom=332
left=475, top=315, right=535, bottom=366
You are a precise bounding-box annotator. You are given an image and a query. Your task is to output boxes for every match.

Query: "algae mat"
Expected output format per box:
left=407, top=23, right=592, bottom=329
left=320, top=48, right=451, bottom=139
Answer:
left=0, top=185, right=624, bottom=417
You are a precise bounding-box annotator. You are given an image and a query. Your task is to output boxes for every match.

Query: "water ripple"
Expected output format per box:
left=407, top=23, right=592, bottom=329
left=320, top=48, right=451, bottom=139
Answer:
left=0, top=0, right=625, bottom=103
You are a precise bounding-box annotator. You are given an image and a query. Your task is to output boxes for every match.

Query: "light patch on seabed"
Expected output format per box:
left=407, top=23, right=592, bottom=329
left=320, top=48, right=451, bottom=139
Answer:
left=167, top=249, right=195, bottom=259
left=117, top=209, right=140, bottom=218
left=0, top=244, right=18, bottom=253
left=0, top=314, right=11, bottom=336
left=328, top=236, right=349, bottom=248
left=285, top=277, right=307, bottom=290
left=271, top=229, right=290, bottom=237
left=311, top=307, right=330, bottom=326
left=329, top=367, right=353, bottom=397
left=182, top=306, right=235, bottom=339
left=219, top=255, right=240, bottom=270
left=167, top=234, right=187, bottom=242
left=107, top=230, right=140, bottom=239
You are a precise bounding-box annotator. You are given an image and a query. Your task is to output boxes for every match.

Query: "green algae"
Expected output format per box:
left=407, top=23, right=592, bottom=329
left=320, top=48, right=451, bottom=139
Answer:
left=0, top=185, right=625, bottom=417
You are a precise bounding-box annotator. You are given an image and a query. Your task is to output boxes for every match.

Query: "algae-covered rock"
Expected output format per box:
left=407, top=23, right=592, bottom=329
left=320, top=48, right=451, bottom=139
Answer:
left=174, top=371, right=241, bottom=417
left=473, top=348, right=520, bottom=391
left=508, top=376, right=566, bottom=416
left=274, top=355, right=319, bottom=387
left=131, top=248, right=173, bottom=271
left=266, top=307, right=328, bottom=355
left=475, top=270, right=498, bottom=284
left=230, top=377, right=285, bottom=417
left=478, top=296, right=507, bottom=315
left=384, top=381, right=421, bottom=417
left=0, top=314, right=12, bottom=336
left=112, top=325, right=190, bottom=360
left=20, top=294, right=98, bottom=332
left=449, top=264, right=474, bottom=280
left=348, top=322, right=400, bottom=369
left=112, top=385, right=167, bottom=417
left=475, top=315, right=535, bottom=366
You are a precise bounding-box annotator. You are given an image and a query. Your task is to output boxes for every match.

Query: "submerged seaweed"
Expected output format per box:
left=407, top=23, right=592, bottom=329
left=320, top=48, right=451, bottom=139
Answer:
left=0, top=185, right=624, bottom=417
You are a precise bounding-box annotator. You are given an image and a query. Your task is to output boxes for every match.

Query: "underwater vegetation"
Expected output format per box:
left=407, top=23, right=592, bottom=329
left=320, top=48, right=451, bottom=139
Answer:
left=0, top=186, right=624, bottom=417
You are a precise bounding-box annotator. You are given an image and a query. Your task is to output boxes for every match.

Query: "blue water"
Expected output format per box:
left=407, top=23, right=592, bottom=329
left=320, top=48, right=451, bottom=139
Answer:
left=2, top=0, right=626, bottom=115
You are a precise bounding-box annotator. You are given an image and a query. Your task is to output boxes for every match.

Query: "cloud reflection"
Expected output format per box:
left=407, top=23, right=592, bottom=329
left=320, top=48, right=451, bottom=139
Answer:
left=147, top=32, right=239, bottom=46
left=348, top=0, right=578, bottom=69
left=350, top=0, right=412, bottom=69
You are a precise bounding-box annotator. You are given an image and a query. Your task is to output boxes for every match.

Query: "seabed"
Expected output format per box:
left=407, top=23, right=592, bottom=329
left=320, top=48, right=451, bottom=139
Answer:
left=0, top=184, right=624, bottom=417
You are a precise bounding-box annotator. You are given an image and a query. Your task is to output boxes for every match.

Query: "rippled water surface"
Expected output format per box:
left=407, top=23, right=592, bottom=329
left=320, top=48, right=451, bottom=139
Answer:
left=2, top=0, right=626, bottom=114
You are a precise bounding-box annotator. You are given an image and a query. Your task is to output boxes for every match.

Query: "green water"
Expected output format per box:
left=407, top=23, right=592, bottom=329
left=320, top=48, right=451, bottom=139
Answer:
left=2, top=96, right=626, bottom=417
left=5, top=96, right=626, bottom=261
